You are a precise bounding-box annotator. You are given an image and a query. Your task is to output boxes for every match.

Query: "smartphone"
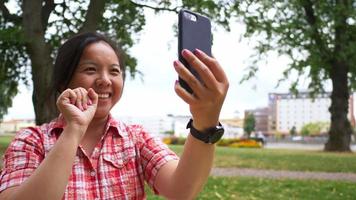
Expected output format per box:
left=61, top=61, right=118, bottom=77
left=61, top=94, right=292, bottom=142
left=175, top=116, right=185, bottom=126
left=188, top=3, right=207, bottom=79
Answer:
left=178, top=9, right=212, bottom=93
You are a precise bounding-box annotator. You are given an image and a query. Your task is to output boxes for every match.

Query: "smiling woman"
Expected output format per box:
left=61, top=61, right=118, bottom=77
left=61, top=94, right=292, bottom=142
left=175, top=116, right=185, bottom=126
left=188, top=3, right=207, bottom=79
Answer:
left=0, top=31, right=229, bottom=199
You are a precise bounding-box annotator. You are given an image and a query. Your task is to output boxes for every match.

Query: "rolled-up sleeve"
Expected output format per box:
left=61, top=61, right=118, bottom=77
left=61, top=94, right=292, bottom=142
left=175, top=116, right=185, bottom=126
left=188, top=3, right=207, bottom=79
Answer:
left=131, top=125, right=179, bottom=194
left=0, top=128, right=44, bottom=192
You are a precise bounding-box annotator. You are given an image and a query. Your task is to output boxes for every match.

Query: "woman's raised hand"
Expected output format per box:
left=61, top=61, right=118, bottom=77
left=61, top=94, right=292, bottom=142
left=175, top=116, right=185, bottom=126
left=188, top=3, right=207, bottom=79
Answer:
left=56, top=87, right=98, bottom=130
left=174, top=49, right=229, bottom=131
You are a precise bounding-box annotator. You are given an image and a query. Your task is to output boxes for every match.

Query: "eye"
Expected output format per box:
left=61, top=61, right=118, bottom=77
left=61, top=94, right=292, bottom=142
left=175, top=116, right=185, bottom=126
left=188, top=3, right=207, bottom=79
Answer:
left=83, top=67, right=96, bottom=73
left=111, top=68, right=122, bottom=75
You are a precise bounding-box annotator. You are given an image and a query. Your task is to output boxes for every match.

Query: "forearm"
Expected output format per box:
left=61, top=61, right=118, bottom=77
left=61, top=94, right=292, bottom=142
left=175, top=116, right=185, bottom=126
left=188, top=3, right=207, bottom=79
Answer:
left=175, top=134, right=214, bottom=196
left=9, top=127, right=81, bottom=200
left=157, top=134, right=215, bottom=199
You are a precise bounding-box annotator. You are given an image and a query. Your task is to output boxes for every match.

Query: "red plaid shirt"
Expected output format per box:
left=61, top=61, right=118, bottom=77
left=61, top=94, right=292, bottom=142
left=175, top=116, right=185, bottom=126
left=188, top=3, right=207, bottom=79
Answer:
left=0, top=115, right=179, bottom=199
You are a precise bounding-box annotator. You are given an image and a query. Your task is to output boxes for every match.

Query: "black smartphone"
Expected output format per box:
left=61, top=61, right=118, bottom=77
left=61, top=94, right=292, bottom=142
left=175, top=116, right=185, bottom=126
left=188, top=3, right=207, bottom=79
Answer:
left=178, top=9, right=212, bottom=93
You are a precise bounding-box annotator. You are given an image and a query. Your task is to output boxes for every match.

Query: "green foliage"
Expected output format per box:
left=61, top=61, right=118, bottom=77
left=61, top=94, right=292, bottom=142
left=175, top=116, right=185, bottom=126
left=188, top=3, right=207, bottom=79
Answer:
left=243, top=113, right=255, bottom=136
left=236, top=1, right=356, bottom=95
left=0, top=25, right=28, bottom=121
left=300, top=122, right=329, bottom=136
left=0, top=0, right=234, bottom=122
left=233, top=1, right=356, bottom=151
left=290, top=126, right=297, bottom=136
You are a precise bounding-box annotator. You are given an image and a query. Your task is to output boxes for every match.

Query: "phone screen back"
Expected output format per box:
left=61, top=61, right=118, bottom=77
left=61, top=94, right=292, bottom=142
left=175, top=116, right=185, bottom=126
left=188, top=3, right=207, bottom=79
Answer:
left=178, top=10, right=212, bottom=93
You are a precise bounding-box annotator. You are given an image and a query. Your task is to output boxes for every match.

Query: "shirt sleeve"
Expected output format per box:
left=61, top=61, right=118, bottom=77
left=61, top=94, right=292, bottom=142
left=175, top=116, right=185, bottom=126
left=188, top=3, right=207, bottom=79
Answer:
left=0, top=127, right=45, bottom=192
left=131, top=125, right=179, bottom=194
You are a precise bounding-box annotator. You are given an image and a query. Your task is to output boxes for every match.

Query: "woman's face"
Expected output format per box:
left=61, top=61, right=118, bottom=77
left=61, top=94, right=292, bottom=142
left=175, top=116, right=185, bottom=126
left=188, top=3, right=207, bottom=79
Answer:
left=67, top=41, right=124, bottom=119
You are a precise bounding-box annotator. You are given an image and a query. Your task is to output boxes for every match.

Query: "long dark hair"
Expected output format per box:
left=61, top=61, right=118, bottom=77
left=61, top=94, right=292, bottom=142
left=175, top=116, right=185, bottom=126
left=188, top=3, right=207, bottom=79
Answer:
left=50, top=32, right=125, bottom=103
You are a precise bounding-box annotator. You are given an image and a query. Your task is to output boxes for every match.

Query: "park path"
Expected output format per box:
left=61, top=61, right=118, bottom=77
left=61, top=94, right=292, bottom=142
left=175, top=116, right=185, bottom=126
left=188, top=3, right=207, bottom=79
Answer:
left=210, top=168, right=356, bottom=182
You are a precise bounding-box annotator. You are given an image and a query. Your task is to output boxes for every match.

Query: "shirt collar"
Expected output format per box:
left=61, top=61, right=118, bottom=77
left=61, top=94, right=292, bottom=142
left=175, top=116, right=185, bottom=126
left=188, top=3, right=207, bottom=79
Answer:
left=48, top=114, right=126, bottom=138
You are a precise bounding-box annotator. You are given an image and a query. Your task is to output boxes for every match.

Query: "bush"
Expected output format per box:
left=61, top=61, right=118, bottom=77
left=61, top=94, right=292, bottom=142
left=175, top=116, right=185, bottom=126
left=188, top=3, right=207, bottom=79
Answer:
left=229, top=139, right=262, bottom=148
left=162, top=136, right=186, bottom=145
left=162, top=137, right=262, bottom=148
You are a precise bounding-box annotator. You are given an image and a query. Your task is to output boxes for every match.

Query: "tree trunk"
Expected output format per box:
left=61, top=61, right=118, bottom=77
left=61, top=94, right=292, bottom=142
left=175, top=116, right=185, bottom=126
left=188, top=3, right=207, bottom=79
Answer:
left=324, top=61, right=352, bottom=151
left=22, top=0, right=57, bottom=125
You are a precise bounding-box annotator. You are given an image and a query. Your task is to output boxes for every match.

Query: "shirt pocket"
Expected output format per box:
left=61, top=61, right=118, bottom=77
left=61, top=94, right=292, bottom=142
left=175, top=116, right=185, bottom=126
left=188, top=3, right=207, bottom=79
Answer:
left=101, top=146, right=143, bottom=198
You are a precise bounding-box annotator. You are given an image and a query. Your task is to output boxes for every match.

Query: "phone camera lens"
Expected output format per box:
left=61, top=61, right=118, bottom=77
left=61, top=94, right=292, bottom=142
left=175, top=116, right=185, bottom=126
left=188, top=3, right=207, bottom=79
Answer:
left=184, top=12, right=197, bottom=22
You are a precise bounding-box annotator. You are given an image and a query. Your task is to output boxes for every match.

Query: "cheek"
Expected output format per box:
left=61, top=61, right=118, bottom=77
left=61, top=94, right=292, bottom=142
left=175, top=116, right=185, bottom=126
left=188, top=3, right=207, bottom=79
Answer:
left=113, top=79, right=124, bottom=98
left=68, top=75, right=93, bottom=89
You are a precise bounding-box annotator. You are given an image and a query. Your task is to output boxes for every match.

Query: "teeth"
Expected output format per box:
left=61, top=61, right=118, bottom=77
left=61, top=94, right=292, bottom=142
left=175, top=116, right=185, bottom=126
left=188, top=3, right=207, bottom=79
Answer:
left=98, top=93, right=109, bottom=98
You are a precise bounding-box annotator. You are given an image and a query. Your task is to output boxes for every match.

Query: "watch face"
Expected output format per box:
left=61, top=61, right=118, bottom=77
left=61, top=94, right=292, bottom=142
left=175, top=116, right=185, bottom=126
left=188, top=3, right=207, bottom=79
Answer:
left=208, top=128, right=224, bottom=144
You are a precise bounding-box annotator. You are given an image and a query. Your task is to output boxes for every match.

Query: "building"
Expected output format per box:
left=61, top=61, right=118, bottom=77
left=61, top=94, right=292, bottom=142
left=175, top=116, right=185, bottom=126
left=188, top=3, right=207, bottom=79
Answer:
left=268, top=92, right=355, bottom=133
left=244, top=107, right=269, bottom=134
left=0, top=119, right=35, bottom=134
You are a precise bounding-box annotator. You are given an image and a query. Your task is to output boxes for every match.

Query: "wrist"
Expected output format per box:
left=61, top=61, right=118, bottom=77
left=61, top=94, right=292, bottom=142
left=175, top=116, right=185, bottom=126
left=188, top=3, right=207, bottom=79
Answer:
left=191, top=117, right=219, bottom=131
left=61, top=124, right=87, bottom=144
left=187, top=119, right=224, bottom=144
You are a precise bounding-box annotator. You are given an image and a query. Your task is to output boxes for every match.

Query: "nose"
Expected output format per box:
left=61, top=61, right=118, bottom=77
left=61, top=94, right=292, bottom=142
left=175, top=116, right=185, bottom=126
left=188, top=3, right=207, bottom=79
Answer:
left=96, top=73, right=111, bottom=87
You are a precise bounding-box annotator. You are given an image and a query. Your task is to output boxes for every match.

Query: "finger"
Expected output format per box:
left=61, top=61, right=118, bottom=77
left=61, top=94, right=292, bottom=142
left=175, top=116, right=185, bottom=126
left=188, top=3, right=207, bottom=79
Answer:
left=74, top=89, right=84, bottom=111
left=193, top=49, right=228, bottom=84
left=181, top=49, right=218, bottom=90
left=58, top=89, right=76, bottom=105
left=174, top=80, right=198, bottom=105
left=79, top=88, right=88, bottom=110
left=87, top=88, right=98, bottom=106
left=173, top=60, right=205, bottom=98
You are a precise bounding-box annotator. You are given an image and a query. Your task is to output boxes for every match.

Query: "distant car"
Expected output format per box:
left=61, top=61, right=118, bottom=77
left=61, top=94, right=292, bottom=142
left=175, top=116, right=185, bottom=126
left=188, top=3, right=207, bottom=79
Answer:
left=292, top=136, right=303, bottom=141
left=251, top=132, right=266, bottom=145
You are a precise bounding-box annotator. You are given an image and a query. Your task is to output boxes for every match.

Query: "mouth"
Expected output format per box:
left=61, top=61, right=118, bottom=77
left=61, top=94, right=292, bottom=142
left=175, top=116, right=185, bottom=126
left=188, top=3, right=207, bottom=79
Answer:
left=97, top=93, right=111, bottom=99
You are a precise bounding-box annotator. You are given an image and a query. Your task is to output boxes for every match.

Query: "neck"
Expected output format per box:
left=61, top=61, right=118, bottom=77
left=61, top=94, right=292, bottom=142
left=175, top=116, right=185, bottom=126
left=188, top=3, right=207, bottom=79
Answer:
left=86, top=115, right=109, bottom=136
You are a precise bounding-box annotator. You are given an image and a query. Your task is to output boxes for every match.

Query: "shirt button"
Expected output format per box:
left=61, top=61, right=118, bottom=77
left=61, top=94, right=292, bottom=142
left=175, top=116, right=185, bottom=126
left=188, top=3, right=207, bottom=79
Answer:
left=90, top=171, right=96, bottom=177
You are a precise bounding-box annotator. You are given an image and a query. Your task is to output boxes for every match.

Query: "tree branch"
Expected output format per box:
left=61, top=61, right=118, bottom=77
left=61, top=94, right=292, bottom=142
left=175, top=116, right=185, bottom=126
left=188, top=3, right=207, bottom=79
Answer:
left=301, top=0, right=331, bottom=60
left=80, top=0, right=106, bottom=32
left=129, top=0, right=179, bottom=13
left=41, top=0, right=56, bottom=32
left=0, top=0, right=22, bottom=24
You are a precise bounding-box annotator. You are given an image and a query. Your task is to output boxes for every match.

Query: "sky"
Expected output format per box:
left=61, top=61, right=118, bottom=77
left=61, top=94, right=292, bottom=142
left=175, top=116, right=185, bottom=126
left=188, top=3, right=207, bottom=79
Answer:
left=4, top=9, right=356, bottom=120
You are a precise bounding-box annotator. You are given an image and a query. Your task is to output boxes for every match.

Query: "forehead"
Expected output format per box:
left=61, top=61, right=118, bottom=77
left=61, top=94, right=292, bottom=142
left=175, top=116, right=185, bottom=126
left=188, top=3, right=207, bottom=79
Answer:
left=80, top=41, right=120, bottom=62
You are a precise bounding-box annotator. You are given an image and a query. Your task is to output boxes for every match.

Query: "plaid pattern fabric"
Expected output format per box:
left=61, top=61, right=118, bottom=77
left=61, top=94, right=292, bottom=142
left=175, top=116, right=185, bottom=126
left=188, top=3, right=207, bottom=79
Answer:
left=0, top=115, right=178, bottom=199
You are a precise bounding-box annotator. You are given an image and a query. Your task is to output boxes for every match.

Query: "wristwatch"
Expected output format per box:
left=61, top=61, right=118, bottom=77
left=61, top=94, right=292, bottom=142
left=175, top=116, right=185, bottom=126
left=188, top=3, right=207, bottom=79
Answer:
left=186, top=119, right=224, bottom=144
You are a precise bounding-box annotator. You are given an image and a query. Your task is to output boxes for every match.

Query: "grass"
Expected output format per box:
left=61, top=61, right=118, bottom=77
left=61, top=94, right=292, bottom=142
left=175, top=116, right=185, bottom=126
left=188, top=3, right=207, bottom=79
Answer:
left=0, top=135, right=14, bottom=154
left=169, top=145, right=356, bottom=173
left=146, top=177, right=356, bottom=200
left=1, top=136, right=356, bottom=199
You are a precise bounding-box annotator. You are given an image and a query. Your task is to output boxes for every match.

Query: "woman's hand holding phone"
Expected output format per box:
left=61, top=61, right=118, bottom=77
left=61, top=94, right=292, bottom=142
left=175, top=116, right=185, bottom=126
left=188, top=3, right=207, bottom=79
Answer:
left=174, top=49, right=229, bottom=131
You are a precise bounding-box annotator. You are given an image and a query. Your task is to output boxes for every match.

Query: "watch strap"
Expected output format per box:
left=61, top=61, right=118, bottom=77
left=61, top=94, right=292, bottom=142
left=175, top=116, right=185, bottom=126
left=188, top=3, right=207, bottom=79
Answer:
left=186, top=119, right=224, bottom=144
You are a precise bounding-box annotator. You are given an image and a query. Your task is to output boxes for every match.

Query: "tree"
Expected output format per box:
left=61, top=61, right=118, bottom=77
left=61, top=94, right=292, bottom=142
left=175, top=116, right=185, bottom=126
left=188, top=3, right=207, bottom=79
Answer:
left=0, top=0, right=232, bottom=124
left=300, top=122, right=328, bottom=136
left=234, top=1, right=356, bottom=151
left=290, top=126, right=297, bottom=136
left=243, top=113, right=255, bottom=137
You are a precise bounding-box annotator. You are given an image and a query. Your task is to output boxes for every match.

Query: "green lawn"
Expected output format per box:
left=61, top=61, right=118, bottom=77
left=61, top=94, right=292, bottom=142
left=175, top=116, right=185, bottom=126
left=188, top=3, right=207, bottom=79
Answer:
left=146, top=177, right=356, bottom=200
left=0, top=135, right=14, bottom=154
left=1, top=136, right=356, bottom=199
left=169, top=145, right=356, bottom=173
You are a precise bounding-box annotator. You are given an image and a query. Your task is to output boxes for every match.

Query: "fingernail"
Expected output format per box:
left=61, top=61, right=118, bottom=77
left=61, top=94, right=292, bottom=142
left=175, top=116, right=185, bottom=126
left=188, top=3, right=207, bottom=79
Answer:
left=182, top=49, right=189, bottom=56
left=194, top=48, right=204, bottom=56
left=173, top=60, right=179, bottom=67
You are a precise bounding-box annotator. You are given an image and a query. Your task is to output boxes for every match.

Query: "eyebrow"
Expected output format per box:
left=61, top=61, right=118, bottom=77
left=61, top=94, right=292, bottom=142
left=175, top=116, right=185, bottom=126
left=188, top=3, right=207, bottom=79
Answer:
left=78, top=61, right=120, bottom=68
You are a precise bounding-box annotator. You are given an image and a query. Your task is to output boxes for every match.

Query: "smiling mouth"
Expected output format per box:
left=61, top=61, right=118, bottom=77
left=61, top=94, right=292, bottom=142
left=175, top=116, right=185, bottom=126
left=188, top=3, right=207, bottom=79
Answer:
left=98, top=93, right=110, bottom=99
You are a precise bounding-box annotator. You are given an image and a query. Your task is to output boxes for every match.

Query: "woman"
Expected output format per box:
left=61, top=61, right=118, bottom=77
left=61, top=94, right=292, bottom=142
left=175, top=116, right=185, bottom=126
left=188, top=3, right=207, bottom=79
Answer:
left=0, top=32, right=229, bottom=199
